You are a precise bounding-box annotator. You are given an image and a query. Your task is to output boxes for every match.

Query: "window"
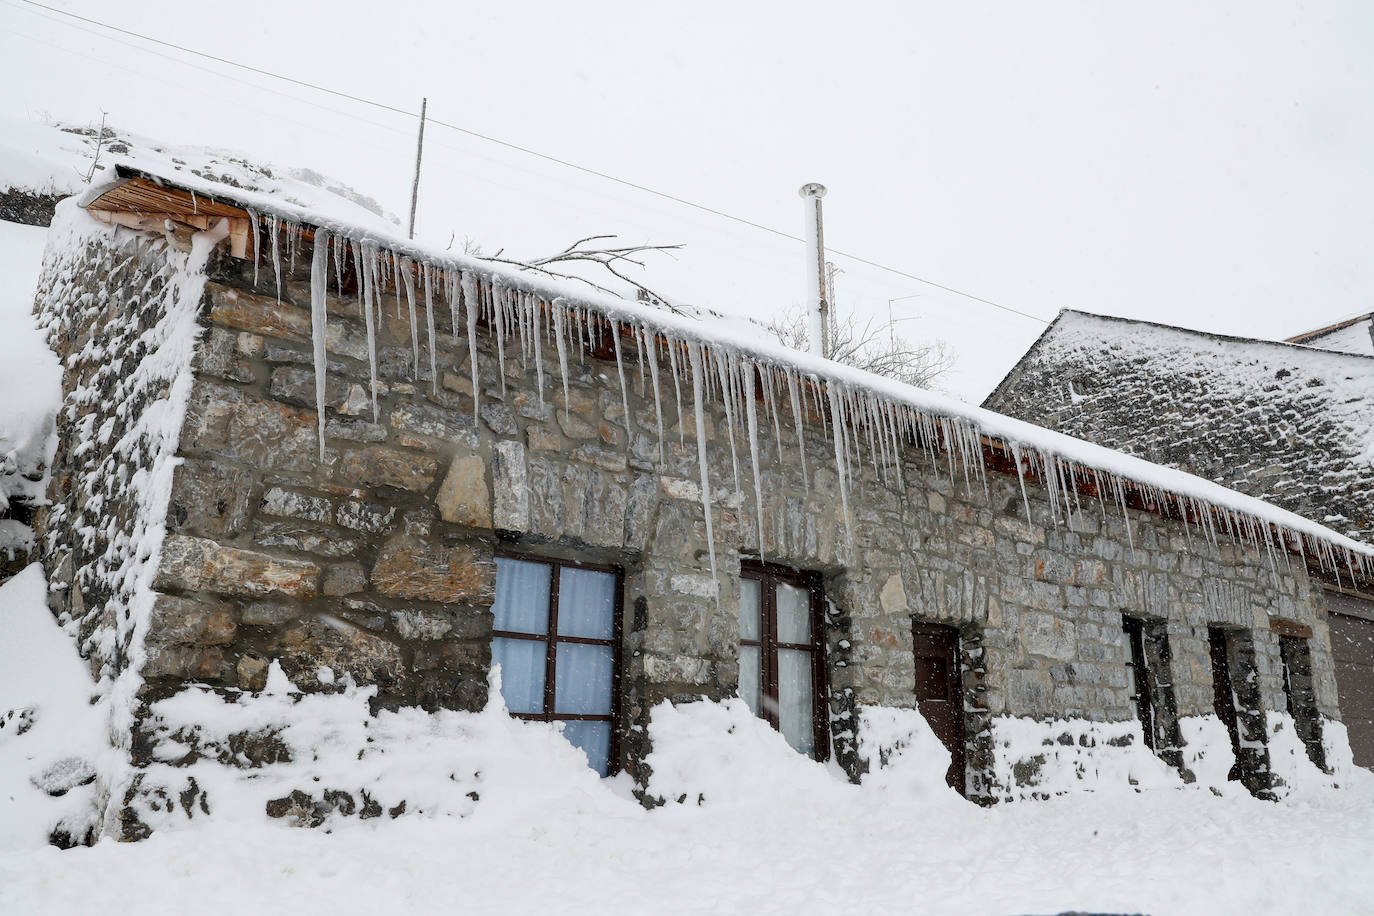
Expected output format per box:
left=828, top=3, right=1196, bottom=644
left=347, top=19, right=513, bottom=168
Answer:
left=491, top=555, right=622, bottom=776
left=738, top=563, right=828, bottom=759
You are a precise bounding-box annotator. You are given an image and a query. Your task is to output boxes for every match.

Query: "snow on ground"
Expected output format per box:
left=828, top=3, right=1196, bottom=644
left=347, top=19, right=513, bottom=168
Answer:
left=0, top=219, right=60, bottom=550
left=1, top=738, right=1372, bottom=915
left=0, top=565, right=108, bottom=851
left=1, top=561, right=1372, bottom=915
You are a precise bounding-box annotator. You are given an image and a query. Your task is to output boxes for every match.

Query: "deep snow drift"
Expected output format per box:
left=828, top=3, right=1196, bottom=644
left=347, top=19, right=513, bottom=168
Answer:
left=0, top=566, right=107, bottom=850
left=3, top=700, right=1373, bottom=916
left=3, top=560, right=1373, bottom=914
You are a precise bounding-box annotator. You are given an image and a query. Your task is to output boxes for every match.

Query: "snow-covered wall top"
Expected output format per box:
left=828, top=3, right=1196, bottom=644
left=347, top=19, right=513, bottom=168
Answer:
left=985, top=309, right=1374, bottom=548
left=0, top=117, right=396, bottom=230
left=75, top=167, right=1374, bottom=582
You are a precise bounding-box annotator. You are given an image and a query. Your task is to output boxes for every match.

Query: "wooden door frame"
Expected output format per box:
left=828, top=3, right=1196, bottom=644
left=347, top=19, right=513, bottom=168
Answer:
left=911, top=620, right=967, bottom=795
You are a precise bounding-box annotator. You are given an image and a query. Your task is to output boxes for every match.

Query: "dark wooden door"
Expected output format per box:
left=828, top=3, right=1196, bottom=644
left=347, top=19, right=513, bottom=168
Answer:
left=912, top=622, right=965, bottom=794
left=1207, top=626, right=1242, bottom=782
left=1327, top=592, right=1374, bottom=769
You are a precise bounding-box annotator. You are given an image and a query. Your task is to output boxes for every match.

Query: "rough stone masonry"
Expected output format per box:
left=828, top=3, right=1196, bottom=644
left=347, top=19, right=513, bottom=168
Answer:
left=34, top=209, right=1350, bottom=829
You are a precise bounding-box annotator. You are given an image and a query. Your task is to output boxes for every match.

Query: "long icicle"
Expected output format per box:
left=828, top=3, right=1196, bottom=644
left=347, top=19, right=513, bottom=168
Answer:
left=787, top=369, right=809, bottom=492
left=269, top=215, right=283, bottom=303
left=401, top=258, right=420, bottom=381
left=743, top=357, right=766, bottom=558
left=827, top=384, right=856, bottom=557
left=715, top=350, right=742, bottom=492
left=248, top=209, right=261, bottom=285
left=643, top=327, right=666, bottom=463
left=552, top=299, right=572, bottom=415
left=492, top=280, right=508, bottom=397
left=309, top=229, right=330, bottom=461
left=423, top=265, right=438, bottom=396
left=461, top=270, right=480, bottom=421
left=688, top=343, right=718, bottom=585
left=531, top=294, right=546, bottom=408
left=668, top=338, right=685, bottom=447
left=611, top=326, right=632, bottom=443
left=360, top=243, right=380, bottom=421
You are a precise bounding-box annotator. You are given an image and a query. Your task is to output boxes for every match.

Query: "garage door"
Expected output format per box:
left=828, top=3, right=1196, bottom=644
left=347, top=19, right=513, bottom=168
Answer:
left=1327, top=591, right=1374, bottom=769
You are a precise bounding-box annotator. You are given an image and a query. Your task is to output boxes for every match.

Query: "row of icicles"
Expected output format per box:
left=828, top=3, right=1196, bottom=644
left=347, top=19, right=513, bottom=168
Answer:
left=248, top=211, right=1371, bottom=590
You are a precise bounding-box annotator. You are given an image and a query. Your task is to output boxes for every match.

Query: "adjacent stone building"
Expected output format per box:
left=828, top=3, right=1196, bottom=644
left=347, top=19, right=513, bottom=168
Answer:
left=984, top=308, right=1374, bottom=766
left=30, top=170, right=1374, bottom=839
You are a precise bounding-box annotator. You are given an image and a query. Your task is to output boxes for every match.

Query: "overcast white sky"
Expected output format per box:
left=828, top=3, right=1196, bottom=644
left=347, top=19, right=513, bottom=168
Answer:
left=4, top=1, right=1372, bottom=399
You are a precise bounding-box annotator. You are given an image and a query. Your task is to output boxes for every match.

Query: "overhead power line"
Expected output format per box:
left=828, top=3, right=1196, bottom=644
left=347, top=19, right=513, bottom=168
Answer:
left=14, top=0, right=1050, bottom=325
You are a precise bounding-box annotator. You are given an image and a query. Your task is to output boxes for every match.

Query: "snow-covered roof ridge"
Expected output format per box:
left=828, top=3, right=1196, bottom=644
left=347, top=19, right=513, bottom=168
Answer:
left=76, top=168, right=1374, bottom=579
left=1058, top=308, right=1373, bottom=364
left=983, top=307, right=1374, bottom=438
left=1286, top=312, right=1374, bottom=357
left=1287, top=310, right=1374, bottom=341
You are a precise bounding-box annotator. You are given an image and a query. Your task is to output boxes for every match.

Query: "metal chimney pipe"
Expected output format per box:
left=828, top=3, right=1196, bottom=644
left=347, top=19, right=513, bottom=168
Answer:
left=799, top=182, right=828, bottom=358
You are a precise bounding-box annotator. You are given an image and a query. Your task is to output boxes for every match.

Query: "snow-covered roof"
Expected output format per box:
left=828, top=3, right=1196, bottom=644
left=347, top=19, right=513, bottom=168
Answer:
left=985, top=308, right=1374, bottom=550
left=73, top=163, right=1374, bottom=582
left=1287, top=312, right=1374, bottom=357
left=0, top=117, right=396, bottom=230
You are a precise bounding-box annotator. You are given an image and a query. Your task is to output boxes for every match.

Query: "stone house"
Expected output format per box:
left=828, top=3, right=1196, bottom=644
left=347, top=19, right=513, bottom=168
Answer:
left=30, top=168, right=1374, bottom=838
left=984, top=308, right=1374, bottom=767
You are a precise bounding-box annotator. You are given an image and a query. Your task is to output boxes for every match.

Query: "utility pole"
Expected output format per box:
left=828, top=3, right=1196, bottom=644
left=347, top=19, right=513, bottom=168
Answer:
left=799, top=182, right=829, bottom=358
left=408, top=97, right=428, bottom=240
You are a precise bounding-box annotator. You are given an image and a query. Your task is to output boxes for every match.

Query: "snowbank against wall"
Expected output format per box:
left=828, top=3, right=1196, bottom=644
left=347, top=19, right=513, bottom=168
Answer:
left=31, top=201, right=223, bottom=837
left=0, top=565, right=108, bottom=850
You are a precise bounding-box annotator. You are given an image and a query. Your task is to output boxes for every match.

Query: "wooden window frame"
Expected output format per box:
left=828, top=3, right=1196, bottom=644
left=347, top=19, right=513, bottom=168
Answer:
left=740, top=561, right=830, bottom=761
left=491, top=551, right=625, bottom=775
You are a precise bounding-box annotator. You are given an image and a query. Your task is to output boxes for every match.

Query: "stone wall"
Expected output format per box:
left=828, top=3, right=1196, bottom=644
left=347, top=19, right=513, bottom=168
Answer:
left=39, top=223, right=1347, bottom=822
left=1, top=190, right=64, bottom=228
left=982, top=309, right=1374, bottom=541
left=37, top=212, right=209, bottom=688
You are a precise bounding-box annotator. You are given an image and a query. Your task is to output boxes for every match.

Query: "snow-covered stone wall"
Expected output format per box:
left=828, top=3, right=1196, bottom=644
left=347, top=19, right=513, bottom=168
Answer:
left=32, top=217, right=1352, bottom=838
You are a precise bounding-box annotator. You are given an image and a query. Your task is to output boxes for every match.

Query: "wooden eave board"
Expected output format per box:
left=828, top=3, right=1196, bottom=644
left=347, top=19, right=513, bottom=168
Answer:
left=85, top=176, right=247, bottom=220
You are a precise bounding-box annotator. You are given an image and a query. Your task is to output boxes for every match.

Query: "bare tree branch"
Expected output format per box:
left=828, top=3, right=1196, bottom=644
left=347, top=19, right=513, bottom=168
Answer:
left=471, top=235, right=686, bottom=314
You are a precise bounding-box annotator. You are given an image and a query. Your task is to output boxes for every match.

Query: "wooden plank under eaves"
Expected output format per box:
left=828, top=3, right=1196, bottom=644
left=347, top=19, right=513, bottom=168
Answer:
left=83, top=176, right=254, bottom=258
